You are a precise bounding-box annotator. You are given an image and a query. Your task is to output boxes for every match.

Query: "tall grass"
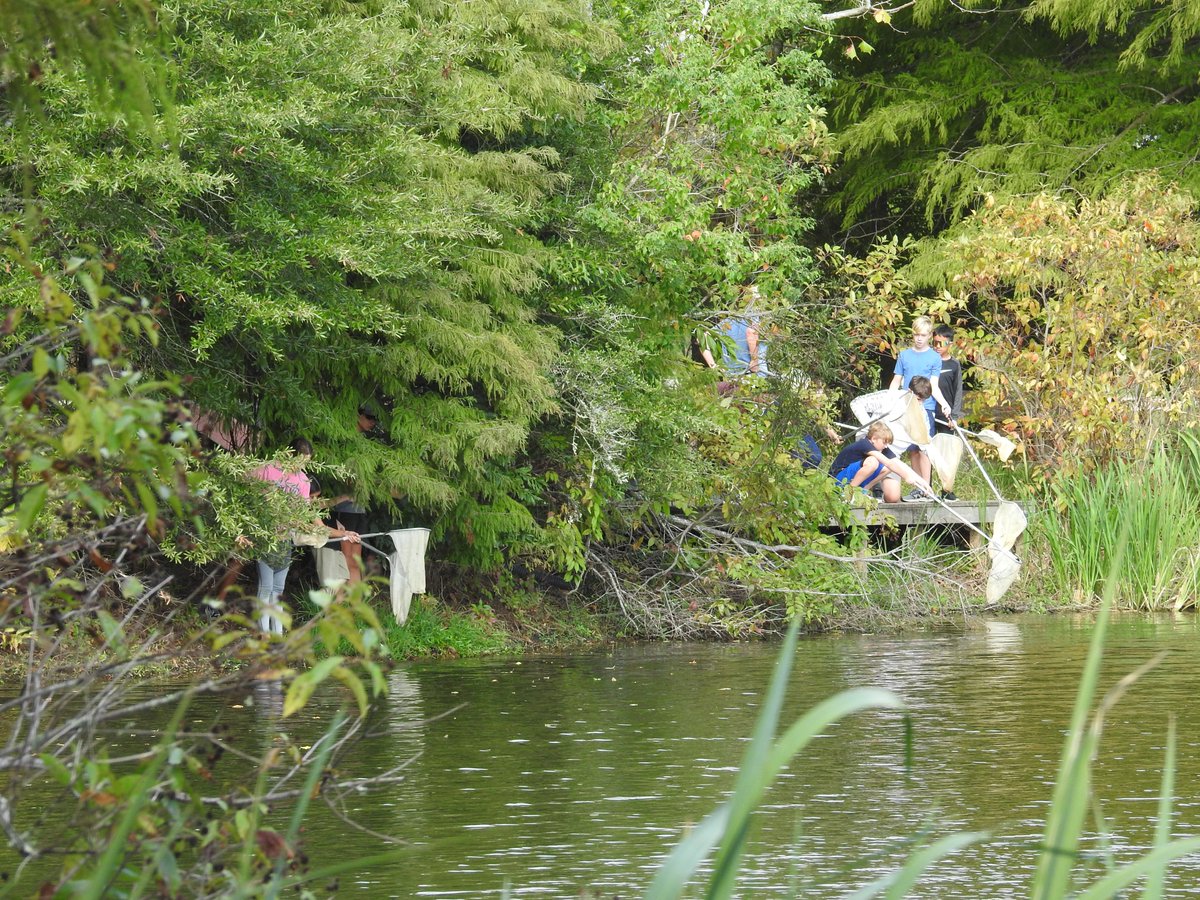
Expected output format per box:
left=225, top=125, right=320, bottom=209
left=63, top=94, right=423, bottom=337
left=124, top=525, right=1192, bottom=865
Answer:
left=647, top=526, right=1200, bottom=898
left=382, top=598, right=514, bottom=658
left=1039, top=436, right=1200, bottom=608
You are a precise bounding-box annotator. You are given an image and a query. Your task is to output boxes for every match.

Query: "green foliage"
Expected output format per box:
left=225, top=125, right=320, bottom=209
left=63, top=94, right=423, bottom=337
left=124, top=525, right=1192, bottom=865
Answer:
left=164, top=449, right=328, bottom=564
left=835, top=180, right=1200, bottom=472
left=0, top=250, right=392, bottom=891
left=1029, top=0, right=1200, bottom=73
left=1039, top=438, right=1200, bottom=609
left=582, top=0, right=834, bottom=307
left=733, top=548, right=856, bottom=623
left=824, top=2, right=1200, bottom=241
left=216, top=582, right=390, bottom=717
left=0, top=0, right=170, bottom=134
left=0, top=238, right=192, bottom=547
left=552, top=0, right=836, bottom=360
left=381, top=596, right=515, bottom=658
left=542, top=0, right=838, bottom=525
left=3, top=0, right=614, bottom=568
left=44, top=703, right=403, bottom=897
left=820, top=236, right=918, bottom=380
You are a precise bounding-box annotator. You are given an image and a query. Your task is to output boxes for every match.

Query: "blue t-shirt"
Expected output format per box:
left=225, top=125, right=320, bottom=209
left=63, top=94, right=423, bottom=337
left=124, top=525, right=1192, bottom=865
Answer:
left=718, top=316, right=768, bottom=375
left=894, top=347, right=941, bottom=410
left=830, top=439, right=896, bottom=476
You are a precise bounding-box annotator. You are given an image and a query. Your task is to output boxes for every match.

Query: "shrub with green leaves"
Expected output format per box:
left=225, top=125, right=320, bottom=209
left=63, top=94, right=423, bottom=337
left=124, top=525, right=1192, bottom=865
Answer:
left=0, top=247, right=394, bottom=893
left=2, top=0, right=613, bottom=568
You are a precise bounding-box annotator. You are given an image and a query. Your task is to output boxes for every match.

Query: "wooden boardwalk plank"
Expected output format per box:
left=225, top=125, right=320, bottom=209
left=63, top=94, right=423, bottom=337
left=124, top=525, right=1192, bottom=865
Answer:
left=839, top=499, right=1034, bottom=528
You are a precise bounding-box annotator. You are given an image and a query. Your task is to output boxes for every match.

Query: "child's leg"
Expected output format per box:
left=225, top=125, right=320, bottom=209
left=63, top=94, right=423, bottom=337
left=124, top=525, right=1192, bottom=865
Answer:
left=271, top=564, right=290, bottom=633
left=256, top=559, right=277, bottom=633
left=849, top=456, right=881, bottom=487
left=257, top=560, right=290, bottom=634
left=832, top=460, right=862, bottom=485
left=880, top=474, right=902, bottom=502
left=908, top=447, right=931, bottom=484
left=341, top=542, right=363, bottom=585
left=334, top=512, right=368, bottom=585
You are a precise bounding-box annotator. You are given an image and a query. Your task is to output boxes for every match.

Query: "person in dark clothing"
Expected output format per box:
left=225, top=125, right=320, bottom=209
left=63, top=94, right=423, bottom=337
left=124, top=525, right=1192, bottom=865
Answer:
left=829, top=421, right=930, bottom=503
left=932, top=324, right=963, bottom=435
left=932, top=324, right=965, bottom=500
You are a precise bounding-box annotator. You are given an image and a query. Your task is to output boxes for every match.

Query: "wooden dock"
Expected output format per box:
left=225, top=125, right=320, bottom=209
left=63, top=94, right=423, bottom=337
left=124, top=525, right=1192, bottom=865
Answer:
left=840, top=499, right=1033, bottom=529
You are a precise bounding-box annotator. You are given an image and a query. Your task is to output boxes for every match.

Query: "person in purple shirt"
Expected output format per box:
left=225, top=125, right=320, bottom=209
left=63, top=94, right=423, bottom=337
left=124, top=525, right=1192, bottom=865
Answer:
left=888, top=316, right=953, bottom=501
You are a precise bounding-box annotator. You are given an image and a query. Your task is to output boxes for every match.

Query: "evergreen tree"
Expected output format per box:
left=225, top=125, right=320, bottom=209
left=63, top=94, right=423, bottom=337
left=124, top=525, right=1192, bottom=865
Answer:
left=0, top=0, right=611, bottom=565
left=823, top=0, right=1200, bottom=243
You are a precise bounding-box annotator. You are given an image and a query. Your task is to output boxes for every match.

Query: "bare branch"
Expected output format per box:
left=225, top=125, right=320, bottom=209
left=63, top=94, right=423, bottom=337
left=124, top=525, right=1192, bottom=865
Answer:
left=821, top=1, right=915, bottom=21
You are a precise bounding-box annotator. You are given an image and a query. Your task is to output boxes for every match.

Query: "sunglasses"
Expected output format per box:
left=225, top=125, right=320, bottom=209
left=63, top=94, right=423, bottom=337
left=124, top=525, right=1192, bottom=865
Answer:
left=933, top=338, right=951, bottom=346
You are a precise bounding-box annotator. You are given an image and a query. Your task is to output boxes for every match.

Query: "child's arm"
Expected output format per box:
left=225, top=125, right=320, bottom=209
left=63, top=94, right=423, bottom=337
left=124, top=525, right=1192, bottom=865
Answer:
left=929, top=379, right=953, bottom=420
left=950, top=364, right=964, bottom=420
left=889, top=352, right=904, bottom=390
left=746, top=326, right=760, bottom=373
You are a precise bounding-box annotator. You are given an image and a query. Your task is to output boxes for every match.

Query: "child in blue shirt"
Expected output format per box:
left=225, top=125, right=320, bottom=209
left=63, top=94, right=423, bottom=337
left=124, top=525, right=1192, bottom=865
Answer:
left=888, top=316, right=953, bottom=501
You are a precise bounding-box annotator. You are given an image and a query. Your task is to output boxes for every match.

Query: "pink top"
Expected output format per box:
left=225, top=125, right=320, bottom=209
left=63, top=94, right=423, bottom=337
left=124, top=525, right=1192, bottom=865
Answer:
left=251, top=464, right=312, bottom=499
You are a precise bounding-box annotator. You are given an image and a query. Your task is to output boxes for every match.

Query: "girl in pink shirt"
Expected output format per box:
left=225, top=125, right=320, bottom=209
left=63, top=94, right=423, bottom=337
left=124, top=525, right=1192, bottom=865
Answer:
left=250, top=439, right=359, bottom=634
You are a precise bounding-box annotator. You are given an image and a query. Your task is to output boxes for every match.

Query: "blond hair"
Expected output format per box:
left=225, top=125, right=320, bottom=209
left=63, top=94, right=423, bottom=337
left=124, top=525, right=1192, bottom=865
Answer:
left=911, top=315, right=933, bottom=336
left=866, top=421, right=894, bottom=444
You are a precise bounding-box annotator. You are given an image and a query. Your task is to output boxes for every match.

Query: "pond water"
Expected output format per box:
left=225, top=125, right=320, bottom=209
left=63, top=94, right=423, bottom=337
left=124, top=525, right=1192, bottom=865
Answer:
left=13, top=613, right=1200, bottom=896
left=285, top=613, right=1200, bottom=897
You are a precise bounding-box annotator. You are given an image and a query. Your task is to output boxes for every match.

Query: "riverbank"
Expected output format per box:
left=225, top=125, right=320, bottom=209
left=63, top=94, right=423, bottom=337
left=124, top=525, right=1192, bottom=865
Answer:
left=0, top=581, right=611, bottom=683
left=0, top=579, right=1077, bottom=686
left=0, top=532, right=1090, bottom=681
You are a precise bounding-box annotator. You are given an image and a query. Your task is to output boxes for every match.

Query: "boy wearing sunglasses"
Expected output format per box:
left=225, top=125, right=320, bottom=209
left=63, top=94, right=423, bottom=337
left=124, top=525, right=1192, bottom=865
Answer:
left=932, top=324, right=964, bottom=500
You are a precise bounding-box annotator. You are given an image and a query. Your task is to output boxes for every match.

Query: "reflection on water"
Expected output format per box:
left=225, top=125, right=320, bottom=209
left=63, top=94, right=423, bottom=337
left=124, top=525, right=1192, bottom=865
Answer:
left=295, top=613, right=1200, bottom=897
left=9, top=614, right=1200, bottom=896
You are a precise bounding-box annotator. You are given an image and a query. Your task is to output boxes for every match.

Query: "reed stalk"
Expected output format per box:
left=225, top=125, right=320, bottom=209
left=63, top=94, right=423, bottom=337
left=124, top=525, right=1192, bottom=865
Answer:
left=649, top=522, right=1195, bottom=896
left=1040, top=442, right=1200, bottom=608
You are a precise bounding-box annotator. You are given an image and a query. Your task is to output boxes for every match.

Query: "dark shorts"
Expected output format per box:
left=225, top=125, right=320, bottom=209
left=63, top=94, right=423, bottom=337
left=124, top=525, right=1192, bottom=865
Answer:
left=324, top=510, right=368, bottom=550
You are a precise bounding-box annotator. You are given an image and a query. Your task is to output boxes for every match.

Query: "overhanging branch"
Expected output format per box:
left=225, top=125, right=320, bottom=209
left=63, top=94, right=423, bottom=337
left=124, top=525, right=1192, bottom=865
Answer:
left=821, top=1, right=915, bottom=20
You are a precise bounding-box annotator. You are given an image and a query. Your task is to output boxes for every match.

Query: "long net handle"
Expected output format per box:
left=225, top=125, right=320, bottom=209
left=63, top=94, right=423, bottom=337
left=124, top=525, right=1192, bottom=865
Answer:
left=947, top=421, right=1004, bottom=503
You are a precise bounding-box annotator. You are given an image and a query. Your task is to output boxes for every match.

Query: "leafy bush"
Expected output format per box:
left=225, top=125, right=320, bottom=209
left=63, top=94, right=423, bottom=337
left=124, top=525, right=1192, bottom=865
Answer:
left=0, top=248, right=393, bottom=893
left=833, top=178, right=1200, bottom=475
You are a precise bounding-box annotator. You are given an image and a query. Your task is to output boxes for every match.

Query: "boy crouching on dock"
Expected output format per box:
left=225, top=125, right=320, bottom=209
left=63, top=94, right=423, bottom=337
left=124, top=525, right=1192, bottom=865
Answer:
left=830, top=421, right=932, bottom=503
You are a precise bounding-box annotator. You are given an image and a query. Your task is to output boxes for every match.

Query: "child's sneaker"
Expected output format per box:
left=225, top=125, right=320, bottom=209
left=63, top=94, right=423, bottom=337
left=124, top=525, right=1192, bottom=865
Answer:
left=941, top=490, right=958, bottom=501
left=903, top=489, right=933, bottom=502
